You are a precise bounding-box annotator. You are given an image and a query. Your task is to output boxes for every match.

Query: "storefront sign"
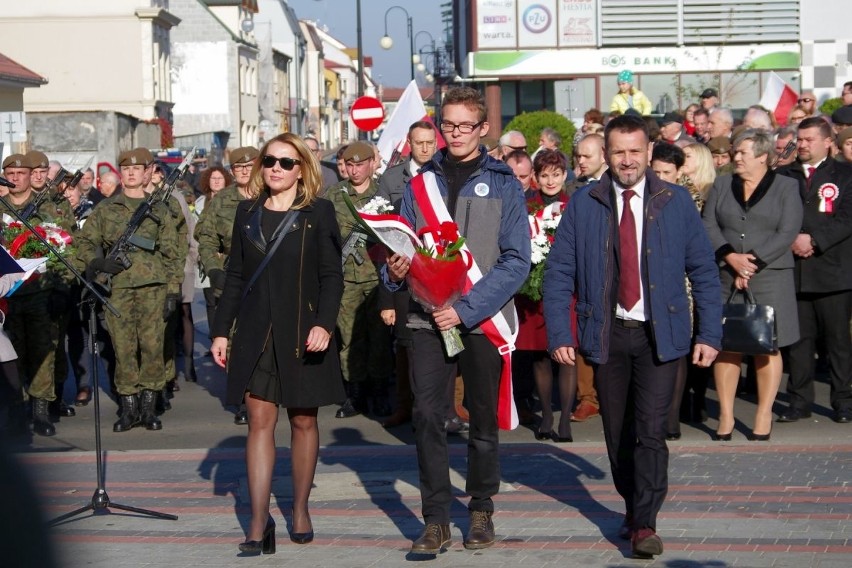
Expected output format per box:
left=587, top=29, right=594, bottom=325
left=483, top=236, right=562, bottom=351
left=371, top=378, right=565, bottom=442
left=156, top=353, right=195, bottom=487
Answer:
left=518, top=0, right=557, bottom=48
left=558, top=0, right=597, bottom=47
left=476, top=0, right=517, bottom=49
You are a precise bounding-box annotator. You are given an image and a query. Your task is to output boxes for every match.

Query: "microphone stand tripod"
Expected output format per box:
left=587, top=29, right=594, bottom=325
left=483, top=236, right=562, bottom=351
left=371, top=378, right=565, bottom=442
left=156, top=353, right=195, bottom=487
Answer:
left=0, top=194, right=178, bottom=525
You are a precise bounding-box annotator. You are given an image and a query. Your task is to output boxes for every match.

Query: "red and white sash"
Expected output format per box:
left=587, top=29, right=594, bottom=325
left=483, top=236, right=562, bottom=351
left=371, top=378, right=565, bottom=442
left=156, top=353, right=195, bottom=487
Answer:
left=410, top=171, right=519, bottom=430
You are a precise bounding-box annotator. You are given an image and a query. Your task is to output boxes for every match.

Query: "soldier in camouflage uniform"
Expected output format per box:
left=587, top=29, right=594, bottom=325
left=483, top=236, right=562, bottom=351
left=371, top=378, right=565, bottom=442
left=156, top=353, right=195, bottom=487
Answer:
left=325, top=142, right=393, bottom=419
left=193, top=146, right=257, bottom=425
left=2, top=152, right=76, bottom=437
left=76, top=148, right=184, bottom=432
left=140, top=153, right=188, bottom=410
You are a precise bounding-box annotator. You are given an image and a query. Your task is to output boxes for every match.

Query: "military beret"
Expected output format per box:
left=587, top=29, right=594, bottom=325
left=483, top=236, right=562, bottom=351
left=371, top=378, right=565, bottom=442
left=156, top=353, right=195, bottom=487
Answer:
left=230, top=146, right=259, bottom=165
left=700, top=88, right=718, bottom=99
left=707, top=136, right=732, bottom=155
left=117, top=148, right=154, bottom=167
left=2, top=153, right=30, bottom=169
left=660, top=112, right=684, bottom=126
left=831, top=105, right=852, bottom=126
left=342, top=141, right=374, bottom=163
left=25, top=150, right=49, bottom=169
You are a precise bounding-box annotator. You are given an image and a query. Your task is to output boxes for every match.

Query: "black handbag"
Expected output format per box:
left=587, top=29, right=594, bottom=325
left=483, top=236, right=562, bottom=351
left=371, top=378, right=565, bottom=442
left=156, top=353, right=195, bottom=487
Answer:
left=721, top=288, right=778, bottom=355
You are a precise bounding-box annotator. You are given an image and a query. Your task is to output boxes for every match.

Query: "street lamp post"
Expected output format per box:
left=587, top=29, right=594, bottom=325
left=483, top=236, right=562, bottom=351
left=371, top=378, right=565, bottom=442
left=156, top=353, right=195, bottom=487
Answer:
left=378, top=5, right=414, bottom=82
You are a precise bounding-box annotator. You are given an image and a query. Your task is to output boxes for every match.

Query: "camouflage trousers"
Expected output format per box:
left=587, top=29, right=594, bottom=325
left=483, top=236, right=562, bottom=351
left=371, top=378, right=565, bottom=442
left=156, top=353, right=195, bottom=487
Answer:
left=6, top=290, right=59, bottom=401
left=104, top=285, right=167, bottom=395
left=336, top=281, right=392, bottom=384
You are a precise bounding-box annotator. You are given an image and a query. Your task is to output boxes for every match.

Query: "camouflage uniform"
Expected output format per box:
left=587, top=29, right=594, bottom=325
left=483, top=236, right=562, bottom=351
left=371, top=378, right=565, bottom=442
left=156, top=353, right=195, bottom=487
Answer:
left=325, top=179, right=392, bottom=413
left=160, top=191, right=189, bottom=393
left=194, top=183, right=244, bottom=277
left=76, top=193, right=183, bottom=397
left=4, top=196, right=74, bottom=410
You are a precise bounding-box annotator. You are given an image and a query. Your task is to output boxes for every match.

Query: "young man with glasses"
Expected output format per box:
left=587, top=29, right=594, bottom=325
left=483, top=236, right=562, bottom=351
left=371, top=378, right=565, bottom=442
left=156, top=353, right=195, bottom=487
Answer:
left=385, top=87, right=531, bottom=555
left=194, top=146, right=259, bottom=425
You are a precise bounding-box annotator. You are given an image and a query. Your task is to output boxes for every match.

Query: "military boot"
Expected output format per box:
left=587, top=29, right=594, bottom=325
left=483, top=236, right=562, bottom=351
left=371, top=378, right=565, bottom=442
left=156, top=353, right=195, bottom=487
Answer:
left=32, top=398, right=56, bottom=437
left=113, top=394, right=141, bottom=432
left=139, top=389, right=163, bottom=431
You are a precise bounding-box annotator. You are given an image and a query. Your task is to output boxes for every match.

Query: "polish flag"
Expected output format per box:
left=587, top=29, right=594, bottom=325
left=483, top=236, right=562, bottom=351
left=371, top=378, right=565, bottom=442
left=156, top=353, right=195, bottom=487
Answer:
left=759, top=71, right=799, bottom=126
left=376, top=80, right=444, bottom=174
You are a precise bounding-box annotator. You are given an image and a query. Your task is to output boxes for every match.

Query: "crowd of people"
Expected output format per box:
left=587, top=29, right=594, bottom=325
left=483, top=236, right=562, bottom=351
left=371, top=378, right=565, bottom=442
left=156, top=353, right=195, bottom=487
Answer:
left=2, top=78, right=852, bottom=560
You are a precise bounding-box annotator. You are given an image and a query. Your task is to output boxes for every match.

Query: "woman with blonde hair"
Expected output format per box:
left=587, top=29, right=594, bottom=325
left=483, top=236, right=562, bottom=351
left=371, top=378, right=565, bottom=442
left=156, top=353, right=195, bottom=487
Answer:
left=681, top=143, right=717, bottom=201
left=211, top=132, right=344, bottom=553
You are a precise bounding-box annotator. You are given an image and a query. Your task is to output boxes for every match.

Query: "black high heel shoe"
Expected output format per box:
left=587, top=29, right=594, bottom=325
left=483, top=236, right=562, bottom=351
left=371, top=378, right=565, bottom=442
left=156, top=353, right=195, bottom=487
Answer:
left=748, top=430, right=771, bottom=441
left=289, top=514, right=314, bottom=544
left=534, top=430, right=553, bottom=441
left=551, top=431, right=573, bottom=443
left=712, top=431, right=732, bottom=441
left=239, top=517, right=276, bottom=555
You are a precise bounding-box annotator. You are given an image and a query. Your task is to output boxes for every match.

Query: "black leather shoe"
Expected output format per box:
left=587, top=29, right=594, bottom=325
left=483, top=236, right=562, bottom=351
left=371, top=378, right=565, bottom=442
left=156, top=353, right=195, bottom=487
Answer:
left=666, top=432, right=681, bottom=441
left=777, top=407, right=811, bottom=422
left=234, top=410, right=248, bottom=425
left=335, top=398, right=361, bottom=419
left=140, top=390, right=163, bottom=431
left=410, top=523, right=451, bottom=555
left=713, top=431, right=733, bottom=441
left=551, top=431, right=573, bottom=443
left=617, top=515, right=633, bottom=540
left=833, top=409, right=852, bottom=423
left=534, top=429, right=553, bottom=441
left=748, top=430, right=771, bottom=441
left=32, top=398, right=56, bottom=437
left=464, top=511, right=495, bottom=550
left=239, top=517, right=276, bottom=555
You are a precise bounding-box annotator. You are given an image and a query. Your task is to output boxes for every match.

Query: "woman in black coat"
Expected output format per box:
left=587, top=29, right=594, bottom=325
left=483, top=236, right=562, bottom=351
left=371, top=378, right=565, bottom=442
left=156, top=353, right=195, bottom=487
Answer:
left=211, top=133, right=344, bottom=554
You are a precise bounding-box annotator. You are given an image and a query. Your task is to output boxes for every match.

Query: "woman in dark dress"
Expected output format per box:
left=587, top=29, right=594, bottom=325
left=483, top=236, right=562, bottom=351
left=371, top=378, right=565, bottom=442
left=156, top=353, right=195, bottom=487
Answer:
left=702, top=129, right=802, bottom=441
left=211, top=133, right=344, bottom=554
left=515, top=149, right=576, bottom=442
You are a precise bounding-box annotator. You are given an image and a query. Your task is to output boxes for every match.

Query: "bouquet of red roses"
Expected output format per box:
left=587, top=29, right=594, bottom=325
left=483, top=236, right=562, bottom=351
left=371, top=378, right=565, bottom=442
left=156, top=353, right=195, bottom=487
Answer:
left=407, top=221, right=471, bottom=356
left=2, top=221, right=73, bottom=274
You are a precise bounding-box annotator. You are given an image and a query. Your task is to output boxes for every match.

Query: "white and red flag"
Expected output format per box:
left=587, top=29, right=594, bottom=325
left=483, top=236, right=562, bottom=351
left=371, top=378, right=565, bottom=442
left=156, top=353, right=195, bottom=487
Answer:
left=376, top=80, right=444, bottom=174
left=759, top=71, right=799, bottom=126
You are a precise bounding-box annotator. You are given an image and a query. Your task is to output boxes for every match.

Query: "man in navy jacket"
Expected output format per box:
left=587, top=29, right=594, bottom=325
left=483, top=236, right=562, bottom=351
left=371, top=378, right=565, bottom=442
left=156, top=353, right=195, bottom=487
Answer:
left=543, top=114, right=722, bottom=559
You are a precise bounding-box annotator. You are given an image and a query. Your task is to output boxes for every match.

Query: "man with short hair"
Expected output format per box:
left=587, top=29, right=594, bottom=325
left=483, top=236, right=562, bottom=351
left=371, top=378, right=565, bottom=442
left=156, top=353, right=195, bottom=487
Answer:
left=498, top=130, right=527, bottom=159
left=692, top=108, right=710, bottom=143
left=25, top=151, right=50, bottom=192
left=776, top=117, right=852, bottom=425
left=327, top=142, right=393, bottom=420
left=304, top=136, right=340, bottom=190
left=98, top=171, right=121, bottom=199
left=385, top=87, right=530, bottom=555
left=505, top=150, right=533, bottom=190
left=544, top=114, right=721, bottom=559
left=699, top=88, right=719, bottom=112
left=743, top=105, right=775, bottom=131
left=831, top=106, right=852, bottom=135
left=708, top=108, right=734, bottom=139
left=79, top=168, right=104, bottom=206
left=376, top=122, right=438, bottom=428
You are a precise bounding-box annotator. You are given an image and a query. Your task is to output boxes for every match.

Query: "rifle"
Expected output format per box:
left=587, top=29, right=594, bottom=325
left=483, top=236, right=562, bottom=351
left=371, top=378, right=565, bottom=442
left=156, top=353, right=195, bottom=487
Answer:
left=20, top=167, right=68, bottom=221
left=771, top=139, right=797, bottom=168
left=341, top=228, right=366, bottom=268
left=93, top=147, right=197, bottom=296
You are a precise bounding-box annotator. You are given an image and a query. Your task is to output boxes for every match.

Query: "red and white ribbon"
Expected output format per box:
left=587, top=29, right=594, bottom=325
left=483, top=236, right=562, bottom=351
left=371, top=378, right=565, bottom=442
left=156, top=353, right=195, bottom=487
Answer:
left=410, top=171, right=519, bottom=430
left=818, top=183, right=839, bottom=214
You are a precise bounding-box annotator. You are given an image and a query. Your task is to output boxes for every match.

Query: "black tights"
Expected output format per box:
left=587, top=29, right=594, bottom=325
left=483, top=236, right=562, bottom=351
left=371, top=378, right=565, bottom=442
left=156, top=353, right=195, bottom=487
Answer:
left=531, top=352, right=577, bottom=439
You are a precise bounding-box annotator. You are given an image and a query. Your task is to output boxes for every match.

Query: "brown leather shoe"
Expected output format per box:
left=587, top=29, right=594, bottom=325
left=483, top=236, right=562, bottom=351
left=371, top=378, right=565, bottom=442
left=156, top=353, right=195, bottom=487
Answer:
left=571, top=401, right=600, bottom=422
left=464, top=511, right=495, bottom=549
left=410, top=523, right=451, bottom=555
left=632, top=527, right=663, bottom=558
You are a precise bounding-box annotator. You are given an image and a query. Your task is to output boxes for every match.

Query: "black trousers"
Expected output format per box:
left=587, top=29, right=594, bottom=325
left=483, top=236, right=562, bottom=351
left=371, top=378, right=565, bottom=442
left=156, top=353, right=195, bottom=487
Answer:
left=593, top=322, right=679, bottom=531
left=786, top=290, right=852, bottom=412
left=409, top=329, right=501, bottom=524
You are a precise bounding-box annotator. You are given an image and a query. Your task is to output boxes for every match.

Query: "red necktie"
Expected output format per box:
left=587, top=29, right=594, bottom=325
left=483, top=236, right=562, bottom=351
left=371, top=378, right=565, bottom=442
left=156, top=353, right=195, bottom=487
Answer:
left=618, top=189, right=640, bottom=311
left=806, top=165, right=815, bottom=189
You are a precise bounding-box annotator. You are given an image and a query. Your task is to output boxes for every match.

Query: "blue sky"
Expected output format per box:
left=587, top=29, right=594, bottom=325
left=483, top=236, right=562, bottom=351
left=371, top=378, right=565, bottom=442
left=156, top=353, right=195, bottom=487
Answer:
left=286, top=0, right=447, bottom=88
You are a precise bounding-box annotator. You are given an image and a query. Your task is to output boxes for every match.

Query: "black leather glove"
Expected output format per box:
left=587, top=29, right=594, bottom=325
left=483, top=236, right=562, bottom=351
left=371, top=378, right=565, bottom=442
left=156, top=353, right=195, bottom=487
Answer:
left=207, top=268, right=226, bottom=292
left=47, top=290, right=68, bottom=319
left=88, top=257, right=125, bottom=277
left=163, top=293, right=180, bottom=321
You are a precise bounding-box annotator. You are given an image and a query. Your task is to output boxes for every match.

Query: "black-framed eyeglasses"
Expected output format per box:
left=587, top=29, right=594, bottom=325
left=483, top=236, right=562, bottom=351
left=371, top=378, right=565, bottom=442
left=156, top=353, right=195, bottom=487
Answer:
left=440, top=121, right=484, bottom=134
left=261, top=155, right=301, bottom=170
left=231, top=163, right=252, bottom=171
left=798, top=98, right=814, bottom=103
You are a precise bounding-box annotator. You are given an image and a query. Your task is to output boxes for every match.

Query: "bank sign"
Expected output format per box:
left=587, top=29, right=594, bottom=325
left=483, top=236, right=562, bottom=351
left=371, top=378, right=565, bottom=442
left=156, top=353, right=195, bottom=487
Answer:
left=477, top=0, right=598, bottom=50
left=471, top=44, right=801, bottom=76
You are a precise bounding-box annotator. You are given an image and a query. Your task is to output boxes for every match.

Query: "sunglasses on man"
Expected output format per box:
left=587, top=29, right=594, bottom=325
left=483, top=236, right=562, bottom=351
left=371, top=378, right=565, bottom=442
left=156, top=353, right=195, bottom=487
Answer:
left=261, top=155, right=301, bottom=170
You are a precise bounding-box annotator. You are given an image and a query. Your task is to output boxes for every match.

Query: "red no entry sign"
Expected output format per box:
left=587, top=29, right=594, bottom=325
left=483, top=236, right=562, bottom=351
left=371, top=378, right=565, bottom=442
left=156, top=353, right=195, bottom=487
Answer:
left=350, top=96, right=385, bottom=131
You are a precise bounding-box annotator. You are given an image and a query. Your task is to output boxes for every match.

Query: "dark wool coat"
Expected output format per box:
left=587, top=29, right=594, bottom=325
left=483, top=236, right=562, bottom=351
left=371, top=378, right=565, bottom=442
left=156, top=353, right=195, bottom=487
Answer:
left=212, top=194, right=345, bottom=407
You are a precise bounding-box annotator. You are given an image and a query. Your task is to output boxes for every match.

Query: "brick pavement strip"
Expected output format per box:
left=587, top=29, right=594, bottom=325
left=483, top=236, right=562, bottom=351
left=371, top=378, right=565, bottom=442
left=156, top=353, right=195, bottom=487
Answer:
left=13, top=442, right=851, bottom=567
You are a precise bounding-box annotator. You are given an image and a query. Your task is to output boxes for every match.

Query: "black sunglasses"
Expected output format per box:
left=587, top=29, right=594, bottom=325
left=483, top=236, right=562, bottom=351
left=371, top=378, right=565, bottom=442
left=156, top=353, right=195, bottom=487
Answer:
left=797, top=98, right=814, bottom=103
left=261, top=155, right=301, bottom=170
